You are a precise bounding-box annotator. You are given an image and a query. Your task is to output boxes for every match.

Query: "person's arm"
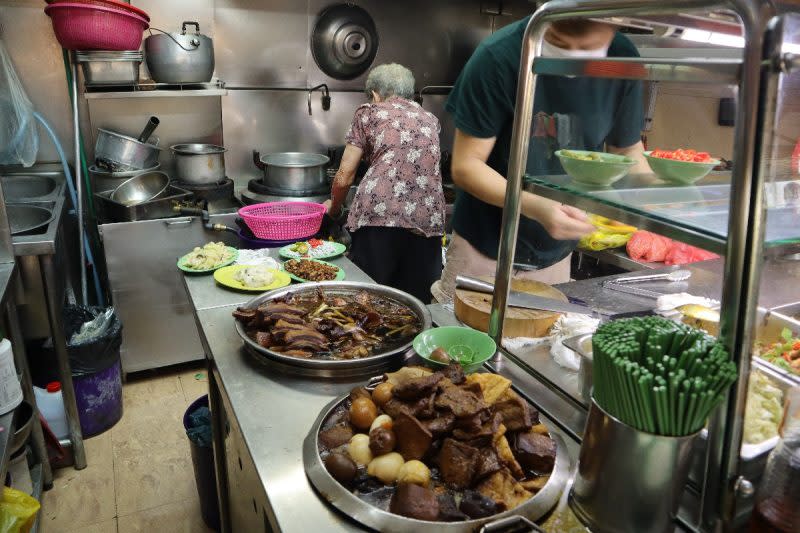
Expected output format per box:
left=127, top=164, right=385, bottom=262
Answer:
left=608, top=140, right=648, bottom=174
left=327, top=144, right=363, bottom=217
left=451, top=129, right=595, bottom=240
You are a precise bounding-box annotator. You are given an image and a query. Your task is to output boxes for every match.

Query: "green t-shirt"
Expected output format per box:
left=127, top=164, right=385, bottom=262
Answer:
left=447, top=16, right=644, bottom=268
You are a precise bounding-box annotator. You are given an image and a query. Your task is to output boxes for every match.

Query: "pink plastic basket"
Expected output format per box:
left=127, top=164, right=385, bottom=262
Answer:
left=44, top=3, right=149, bottom=51
left=238, top=202, right=327, bottom=241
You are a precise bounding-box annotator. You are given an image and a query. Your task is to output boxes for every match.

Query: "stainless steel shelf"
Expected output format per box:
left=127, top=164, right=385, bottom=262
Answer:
left=525, top=173, right=800, bottom=254
left=533, top=56, right=741, bottom=84
left=83, top=81, right=227, bottom=99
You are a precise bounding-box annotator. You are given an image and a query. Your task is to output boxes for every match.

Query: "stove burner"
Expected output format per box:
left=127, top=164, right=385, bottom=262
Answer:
left=173, top=177, right=235, bottom=205
left=247, top=178, right=329, bottom=198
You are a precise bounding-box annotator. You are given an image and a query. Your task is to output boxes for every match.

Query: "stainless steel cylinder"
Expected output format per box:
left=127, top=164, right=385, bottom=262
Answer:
left=255, top=152, right=330, bottom=194
left=171, top=143, right=226, bottom=185
left=95, top=128, right=161, bottom=173
left=569, top=400, right=699, bottom=533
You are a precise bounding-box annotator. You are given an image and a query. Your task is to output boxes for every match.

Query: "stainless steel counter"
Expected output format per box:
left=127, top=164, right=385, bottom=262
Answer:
left=184, top=250, right=370, bottom=312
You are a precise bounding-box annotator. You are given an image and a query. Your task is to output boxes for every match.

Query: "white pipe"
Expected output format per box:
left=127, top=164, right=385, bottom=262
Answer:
left=71, top=55, right=87, bottom=305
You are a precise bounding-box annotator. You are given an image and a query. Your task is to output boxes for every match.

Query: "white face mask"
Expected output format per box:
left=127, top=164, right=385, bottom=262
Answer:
left=541, top=39, right=609, bottom=59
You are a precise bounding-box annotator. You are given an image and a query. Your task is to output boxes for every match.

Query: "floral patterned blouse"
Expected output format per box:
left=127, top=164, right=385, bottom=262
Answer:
left=345, top=96, right=446, bottom=238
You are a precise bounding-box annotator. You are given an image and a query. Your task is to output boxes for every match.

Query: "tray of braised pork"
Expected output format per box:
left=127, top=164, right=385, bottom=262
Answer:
left=303, top=363, right=568, bottom=531
left=233, top=281, right=431, bottom=372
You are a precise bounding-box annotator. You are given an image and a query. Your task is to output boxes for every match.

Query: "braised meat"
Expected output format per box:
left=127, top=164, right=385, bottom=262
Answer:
left=513, top=431, right=557, bottom=474
left=438, top=438, right=479, bottom=489
left=393, top=412, right=433, bottom=460
left=435, top=381, right=488, bottom=419
left=284, top=259, right=340, bottom=281
left=392, top=372, right=443, bottom=400
left=383, top=392, right=436, bottom=420
left=440, top=362, right=466, bottom=384
left=389, top=483, right=439, bottom=521
left=474, top=448, right=503, bottom=481
left=453, top=412, right=503, bottom=446
left=459, top=490, right=500, bottom=519
left=233, top=289, right=421, bottom=360
left=319, top=425, right=353, bottom=449
left=437, top=493, right=469, bottom=522
left=425, top=412, right=456, bottom=437
left=492, top=389, right=536, bottom=431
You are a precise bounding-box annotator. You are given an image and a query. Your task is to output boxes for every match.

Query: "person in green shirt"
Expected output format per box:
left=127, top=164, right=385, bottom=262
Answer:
left=432, top=17, right=646, bottom=303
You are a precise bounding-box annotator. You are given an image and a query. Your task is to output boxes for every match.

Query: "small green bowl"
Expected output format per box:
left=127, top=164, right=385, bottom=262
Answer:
left=555, top=149, right=635, bottom=187
left=413, top=327, right=497, bottom=373
left=644, top=151, right=719, bottom=185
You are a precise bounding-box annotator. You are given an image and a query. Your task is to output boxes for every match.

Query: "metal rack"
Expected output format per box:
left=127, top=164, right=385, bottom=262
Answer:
left=487, top=0, right=798, bottom=530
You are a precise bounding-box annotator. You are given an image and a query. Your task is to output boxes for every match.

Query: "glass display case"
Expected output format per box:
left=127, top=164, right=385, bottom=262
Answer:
left=484, top=1, right=800, bottom=531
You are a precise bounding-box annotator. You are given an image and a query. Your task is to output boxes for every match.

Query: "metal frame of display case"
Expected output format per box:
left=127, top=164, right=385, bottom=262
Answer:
left=487, top=0, right=798, bottom=530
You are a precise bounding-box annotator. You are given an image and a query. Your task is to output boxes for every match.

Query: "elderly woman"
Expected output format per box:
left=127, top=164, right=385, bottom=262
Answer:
left=326, top=63, right=446, bottom=302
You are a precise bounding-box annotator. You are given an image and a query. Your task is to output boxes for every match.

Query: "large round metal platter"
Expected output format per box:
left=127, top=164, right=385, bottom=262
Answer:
left=311, top=4, right=379, bottom=80
left=303, top=392, right=569, bottom=532
left=234, top=281, right=432, bottom=377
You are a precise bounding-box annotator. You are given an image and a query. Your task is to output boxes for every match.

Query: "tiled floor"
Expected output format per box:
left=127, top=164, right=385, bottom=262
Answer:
left=39, top=363, right=215, bottom=533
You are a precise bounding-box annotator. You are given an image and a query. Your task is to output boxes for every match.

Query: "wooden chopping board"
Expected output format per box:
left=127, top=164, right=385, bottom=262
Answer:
left=455, top=277, right=568, bottom=338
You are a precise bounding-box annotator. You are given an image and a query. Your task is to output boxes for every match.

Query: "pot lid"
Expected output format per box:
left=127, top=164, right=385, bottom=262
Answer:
left=311, top=4, right=379, bottom=80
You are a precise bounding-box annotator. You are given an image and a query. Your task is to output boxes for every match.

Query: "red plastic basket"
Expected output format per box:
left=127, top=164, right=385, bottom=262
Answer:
left=45, top=0, right=150, bottom=22
left=238, top=202, right=327, bottom=241
left=44, top=3, right=149, bottom=51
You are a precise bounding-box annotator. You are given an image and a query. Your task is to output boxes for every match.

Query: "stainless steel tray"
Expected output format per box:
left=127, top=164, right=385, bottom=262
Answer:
left=235, top=282, right=432, bottom=378
left=95, top=185, right=192, bottom=222
left=303, top=391, right=568, bottom=532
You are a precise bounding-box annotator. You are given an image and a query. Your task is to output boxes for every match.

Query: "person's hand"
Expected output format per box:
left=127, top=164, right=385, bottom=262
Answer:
left=538, top=203, right=595, bottom=240
left=322, top=199, right=333, bottom=212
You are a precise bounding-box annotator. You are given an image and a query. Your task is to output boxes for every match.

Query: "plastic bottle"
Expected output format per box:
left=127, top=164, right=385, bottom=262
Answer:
left=749, top=387, right=800, bottom=532
left=34, top=382, right=69, bottom=440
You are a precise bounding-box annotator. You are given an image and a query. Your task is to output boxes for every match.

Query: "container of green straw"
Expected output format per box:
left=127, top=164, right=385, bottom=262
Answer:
left=569, top=400, right=700, bottom=533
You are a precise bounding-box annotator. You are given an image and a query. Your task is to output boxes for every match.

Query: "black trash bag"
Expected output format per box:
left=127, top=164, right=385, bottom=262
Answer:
left=44, top=305, right=123, bottom=378
left=186, top=406, right=213, bottom=447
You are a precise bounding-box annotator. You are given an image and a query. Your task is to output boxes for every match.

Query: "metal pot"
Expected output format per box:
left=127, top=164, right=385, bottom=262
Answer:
left=171, top=143, right=227, bottom=185
left=253, top=150, right=330, bottom=195
left=144, top=21, right=214, bottom=84
left=110, top=170, right=170, bottom=207
left=95, top=128, right=161, bottom=173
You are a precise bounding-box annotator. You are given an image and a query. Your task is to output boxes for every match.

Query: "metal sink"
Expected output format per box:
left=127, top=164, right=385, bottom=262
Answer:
left=1, top=175, right=58, bottom=202
left=7, top=204, right=54, bottom=236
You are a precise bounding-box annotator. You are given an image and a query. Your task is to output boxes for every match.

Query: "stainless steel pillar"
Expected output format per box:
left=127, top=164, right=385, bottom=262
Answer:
left=39, top=254, right=86, bottom=469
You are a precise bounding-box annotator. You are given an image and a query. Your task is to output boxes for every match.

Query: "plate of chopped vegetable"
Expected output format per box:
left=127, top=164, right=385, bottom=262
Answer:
left=754, top=327, right=800, bottom=376
left=644, top=149, right=720, bottom=185
left=283, top=258, right=345, bottom=283
left=214, top=265, right=291, bottom=292
left=279, top=239, right=346, bottom=260
left=178, top=242, right=238, bottom=274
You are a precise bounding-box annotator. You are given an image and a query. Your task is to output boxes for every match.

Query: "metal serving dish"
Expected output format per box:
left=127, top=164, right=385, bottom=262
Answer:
left=76, top=50, right=142, bottom=85
left=95, top=185, right=192, bottom=222
left=235, top=281, right=432, bottom=378
left=304, top=391, right=568, bottom=532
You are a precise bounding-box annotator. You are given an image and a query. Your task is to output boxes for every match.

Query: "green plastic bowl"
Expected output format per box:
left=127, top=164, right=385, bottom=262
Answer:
left=555, top=149, right=635, bottom=186
left=644, top=151, right=719, bottom=185
left=413, top=326, right=497, bottom=373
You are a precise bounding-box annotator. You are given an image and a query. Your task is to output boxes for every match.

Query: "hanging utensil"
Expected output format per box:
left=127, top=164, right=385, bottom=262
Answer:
left=136, top=116, right=159, bottom=143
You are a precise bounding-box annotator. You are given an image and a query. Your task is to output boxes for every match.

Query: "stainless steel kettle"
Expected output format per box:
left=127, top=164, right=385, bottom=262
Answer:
left=144, top=21, right=215, bottom=84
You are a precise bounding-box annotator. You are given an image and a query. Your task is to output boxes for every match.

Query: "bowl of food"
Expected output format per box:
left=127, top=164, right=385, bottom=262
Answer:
left=284, top=258, right=345, bottom=282
left=413, top=327, right=497, bottom=373
left=644, top=149, right=720, bottom=185
left=304, top=365, right=568, bottom=530
left=233, top=282, right=431, bottom=374
left=177, top=242, right=238, bottom=273
left=555, top=149, right=635, bottom=186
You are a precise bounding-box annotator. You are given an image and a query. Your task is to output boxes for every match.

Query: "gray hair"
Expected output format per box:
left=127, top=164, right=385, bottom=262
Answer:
left=365, top=63, right=415, bottom=100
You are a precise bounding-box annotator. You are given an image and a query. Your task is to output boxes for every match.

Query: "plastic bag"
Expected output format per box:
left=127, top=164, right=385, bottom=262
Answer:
left=0, top=487, right=40, bottom=533
left=43, top=305, right=123, bottom=378
left=186, top=406, right=213, bottom=447
left=0, top=40, right=38, bottom=167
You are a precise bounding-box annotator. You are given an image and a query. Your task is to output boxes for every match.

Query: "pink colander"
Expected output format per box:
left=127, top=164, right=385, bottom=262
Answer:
left=238, top=202, right=327, bottom=241
left=44, top=3, right=149, bottom=51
